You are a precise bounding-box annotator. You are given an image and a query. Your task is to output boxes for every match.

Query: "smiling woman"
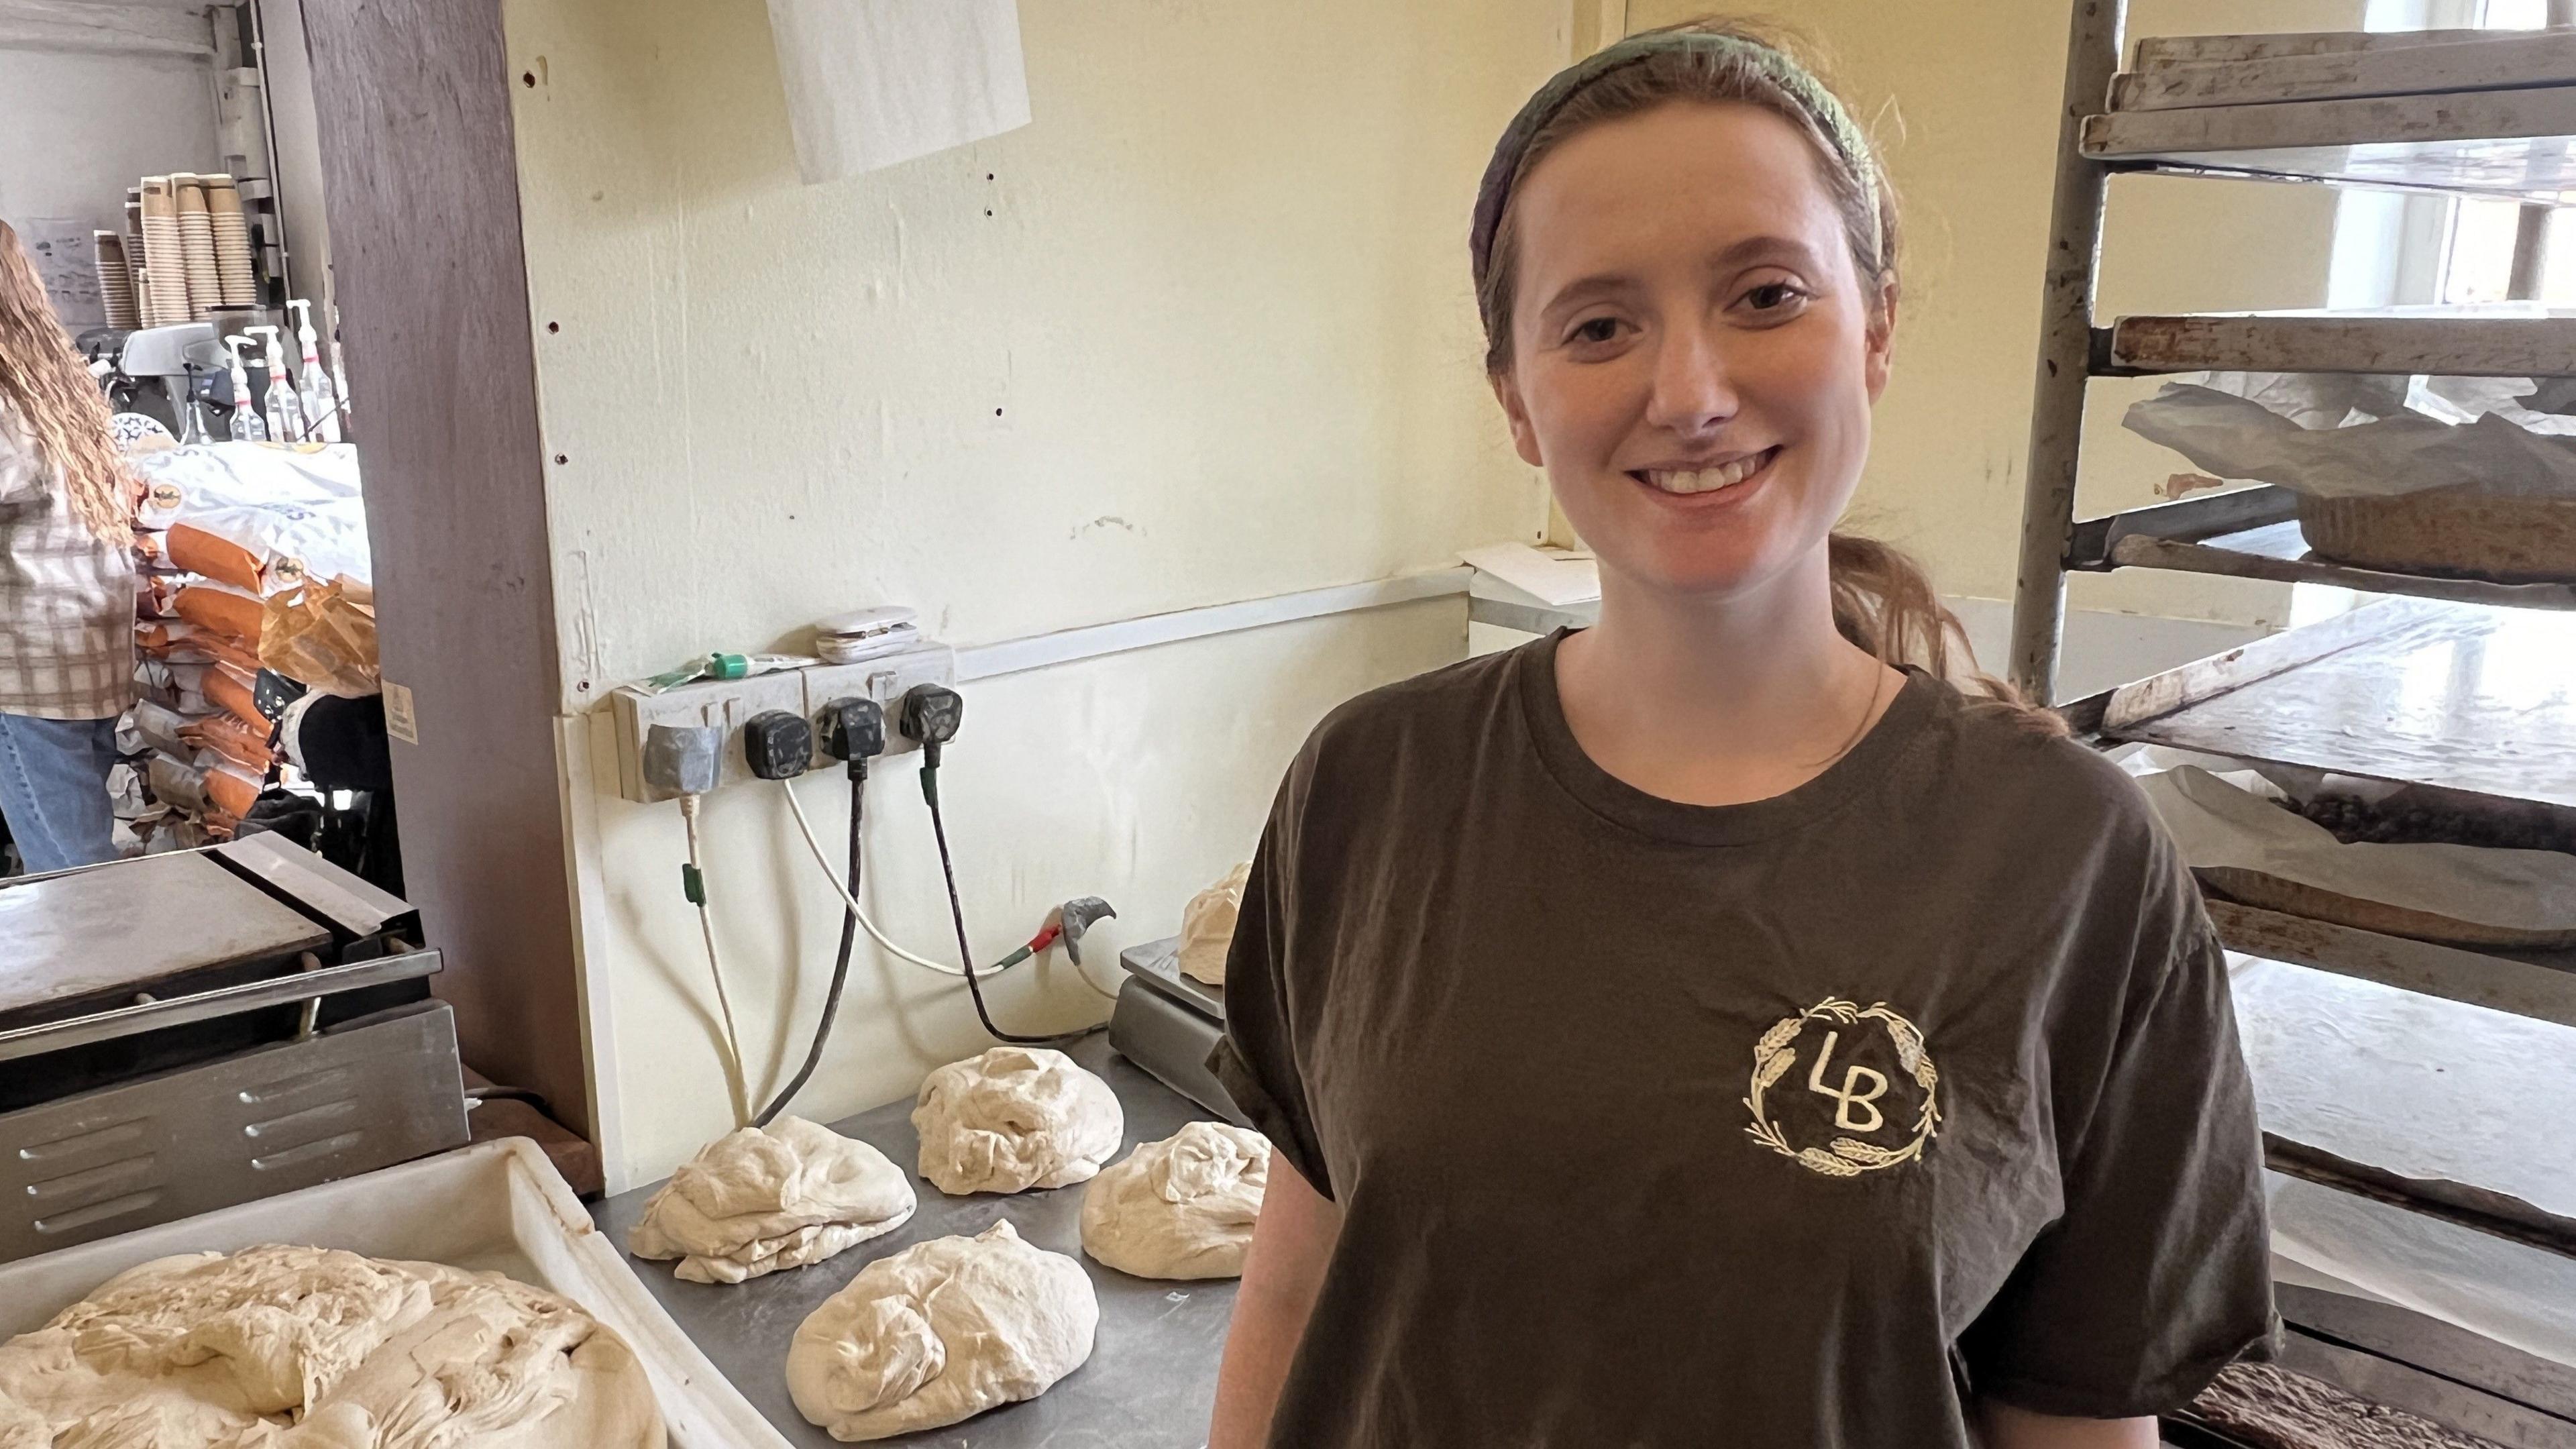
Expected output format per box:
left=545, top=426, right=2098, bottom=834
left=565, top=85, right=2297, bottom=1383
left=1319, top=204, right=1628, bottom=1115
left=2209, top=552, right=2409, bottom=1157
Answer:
left=1206, top=19, right=2277, bottom=1449
left=1477, top=21, right=2028, bottom=706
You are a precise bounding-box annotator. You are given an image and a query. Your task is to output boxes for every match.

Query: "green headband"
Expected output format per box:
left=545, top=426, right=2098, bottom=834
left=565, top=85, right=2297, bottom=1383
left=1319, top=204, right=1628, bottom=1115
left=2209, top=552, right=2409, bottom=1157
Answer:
left=1470, top=32, right=1884, bottom=284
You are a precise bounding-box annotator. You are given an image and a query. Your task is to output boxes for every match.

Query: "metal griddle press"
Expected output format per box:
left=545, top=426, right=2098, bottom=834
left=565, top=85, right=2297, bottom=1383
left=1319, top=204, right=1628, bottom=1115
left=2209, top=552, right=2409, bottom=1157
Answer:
left=0, top=835, right=467, bottom=1263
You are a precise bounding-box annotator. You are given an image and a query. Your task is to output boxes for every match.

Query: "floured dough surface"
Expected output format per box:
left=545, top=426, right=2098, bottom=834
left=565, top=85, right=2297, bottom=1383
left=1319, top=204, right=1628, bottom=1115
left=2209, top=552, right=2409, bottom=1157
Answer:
left=912, top=1047, right=1124, bottom=1195
left=1176, top=862, right=1251, bottom=985
left=628, top=1116, right=917, bottom=1283
left=0, top=1244, right=663, bottom=1449
left=786, top=1221, right=1097, bottom=1442
left=1079, top=1121, right=1269, bottom=1279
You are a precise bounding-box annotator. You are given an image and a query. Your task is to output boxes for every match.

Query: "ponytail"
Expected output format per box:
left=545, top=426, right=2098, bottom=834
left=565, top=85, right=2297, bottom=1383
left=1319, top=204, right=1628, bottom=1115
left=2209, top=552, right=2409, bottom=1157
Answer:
left=1827, top=533, right=2064, bottom=733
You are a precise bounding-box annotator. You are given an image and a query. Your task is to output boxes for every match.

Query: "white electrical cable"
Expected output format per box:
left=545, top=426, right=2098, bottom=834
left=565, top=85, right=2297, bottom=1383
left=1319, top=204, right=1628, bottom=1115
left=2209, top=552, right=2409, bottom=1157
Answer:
left=681, top=794, right=753, bottom=1128
left=779, top=776, right=1126, bottom=1000
left=778, top=775, right=975, bottom=977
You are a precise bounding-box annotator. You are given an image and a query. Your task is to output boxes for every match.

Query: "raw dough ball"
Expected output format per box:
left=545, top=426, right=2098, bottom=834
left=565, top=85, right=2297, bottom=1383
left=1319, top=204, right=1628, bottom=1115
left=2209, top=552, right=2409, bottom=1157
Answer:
left=271, top=1260, right=664, bottom=1449
left=912, top=1047, right=1124, bottom=1195
left=0, top=1244, right=663, bottom=1449
left=628, top=1117, right=916, bottom=1284
left=1079, top=1121, right=1269, bottom=1279
left=786, top=1220, right=1097, bottom=1442
left=1176, top=862, right=1251, bottom=985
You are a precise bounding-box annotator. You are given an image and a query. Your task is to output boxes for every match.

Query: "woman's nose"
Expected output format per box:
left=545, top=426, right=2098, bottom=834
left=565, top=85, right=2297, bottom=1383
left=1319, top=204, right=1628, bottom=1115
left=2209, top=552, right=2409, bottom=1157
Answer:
left=1644, top=326, right=1738, bottom=437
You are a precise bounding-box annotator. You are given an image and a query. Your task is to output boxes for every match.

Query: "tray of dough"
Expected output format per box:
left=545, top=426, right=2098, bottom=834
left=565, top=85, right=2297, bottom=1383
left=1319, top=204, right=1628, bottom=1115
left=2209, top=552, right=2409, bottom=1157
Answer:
left=0, top=1137, right=790, bottom=1448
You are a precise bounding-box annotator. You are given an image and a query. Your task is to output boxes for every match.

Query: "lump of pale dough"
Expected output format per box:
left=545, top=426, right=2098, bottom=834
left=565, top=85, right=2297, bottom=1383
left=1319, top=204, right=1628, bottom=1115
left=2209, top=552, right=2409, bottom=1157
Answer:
left=628, top=1116, right=916, bottom=1283
left=786, top=1220, right=1096, bottom=1442
left=912, top=1047, right=1124, bottom=1195
left=0, top=1244, right=663, bottom=1449
left=1079, top=1120, right=1269, bottom=1279
left=1176, top=862, right=1251, bottom=985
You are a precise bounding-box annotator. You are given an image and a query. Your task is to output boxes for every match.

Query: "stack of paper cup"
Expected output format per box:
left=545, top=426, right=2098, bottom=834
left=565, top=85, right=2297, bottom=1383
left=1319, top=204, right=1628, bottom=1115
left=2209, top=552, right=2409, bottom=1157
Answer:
left=174, top=174, right=221, bottom=321
left=205, top=174, right=256, bottom=307
left=138, top=176, right=189, bottom=328
left=123, top=193, right=150, bottom=325
left=95, top=232, right=140, bottom=330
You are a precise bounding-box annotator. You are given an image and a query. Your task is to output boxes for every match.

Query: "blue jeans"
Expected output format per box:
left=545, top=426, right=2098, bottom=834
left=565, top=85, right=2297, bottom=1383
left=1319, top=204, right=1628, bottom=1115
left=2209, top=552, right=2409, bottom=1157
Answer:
left=0, top=713, right=120, bottom=874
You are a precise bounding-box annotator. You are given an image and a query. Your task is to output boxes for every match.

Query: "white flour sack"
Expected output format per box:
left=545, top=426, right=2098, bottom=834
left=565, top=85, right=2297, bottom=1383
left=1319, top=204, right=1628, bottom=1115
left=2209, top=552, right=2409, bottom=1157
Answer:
left=166, top=502, right=371, bottom=594
left=133, top=442, right=360, bottom=527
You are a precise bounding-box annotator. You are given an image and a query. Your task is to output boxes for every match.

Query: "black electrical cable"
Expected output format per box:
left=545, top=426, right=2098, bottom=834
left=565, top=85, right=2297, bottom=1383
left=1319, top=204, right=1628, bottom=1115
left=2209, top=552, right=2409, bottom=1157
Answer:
left=755, top=761, right=867, bottom=1127
left=922, top=761, right=1073, bottom=1046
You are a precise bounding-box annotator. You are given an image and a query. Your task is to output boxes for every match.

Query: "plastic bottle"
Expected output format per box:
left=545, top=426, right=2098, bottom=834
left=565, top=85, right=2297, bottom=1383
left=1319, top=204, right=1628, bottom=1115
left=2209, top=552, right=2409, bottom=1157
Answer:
left=287, top=299, right=339, bottom=443
left=222, top=335, right=267, bottom=442
left=327, top=305, right=352, bottom=435
left=246, top=323, right=305, bottom=443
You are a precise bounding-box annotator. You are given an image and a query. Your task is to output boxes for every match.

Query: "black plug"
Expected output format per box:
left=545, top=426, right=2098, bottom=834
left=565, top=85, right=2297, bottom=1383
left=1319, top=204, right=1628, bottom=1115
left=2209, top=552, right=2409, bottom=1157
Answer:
left=744, top=710, right=814, bottom=780
left=900, top=684, right=963, bottom=769
left=814, top=696, right=885, bottom=776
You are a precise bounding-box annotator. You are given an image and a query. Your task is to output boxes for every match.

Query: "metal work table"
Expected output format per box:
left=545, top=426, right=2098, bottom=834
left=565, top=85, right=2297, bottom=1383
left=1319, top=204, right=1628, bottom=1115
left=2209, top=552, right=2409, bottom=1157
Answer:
left=592, top=1034, right=1234, bottom=1448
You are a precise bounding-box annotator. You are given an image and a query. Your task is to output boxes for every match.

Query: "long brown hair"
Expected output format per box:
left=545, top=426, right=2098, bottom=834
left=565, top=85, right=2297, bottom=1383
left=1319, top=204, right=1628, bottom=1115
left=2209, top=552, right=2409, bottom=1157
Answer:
left=1473, top=19, right=2049, bottom=722
left=0, top=219, right=135, bottom=547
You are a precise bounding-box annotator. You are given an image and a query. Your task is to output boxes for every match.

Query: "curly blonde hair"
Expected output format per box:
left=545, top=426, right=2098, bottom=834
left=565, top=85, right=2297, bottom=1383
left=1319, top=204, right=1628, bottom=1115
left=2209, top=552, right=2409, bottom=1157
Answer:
left=0, top=219, right=136, bottom=548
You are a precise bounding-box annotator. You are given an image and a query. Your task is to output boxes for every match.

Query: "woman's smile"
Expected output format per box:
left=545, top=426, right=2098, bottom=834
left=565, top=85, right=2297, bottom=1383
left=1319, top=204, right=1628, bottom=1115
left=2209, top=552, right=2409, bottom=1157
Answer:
left=1628, top=444, right=1781, bottom=500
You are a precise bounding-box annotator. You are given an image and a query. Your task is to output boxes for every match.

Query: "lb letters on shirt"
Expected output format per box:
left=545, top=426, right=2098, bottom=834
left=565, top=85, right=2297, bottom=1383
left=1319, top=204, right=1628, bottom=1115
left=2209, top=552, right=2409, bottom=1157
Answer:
left=1743, top=998, right=1941, bottom=1178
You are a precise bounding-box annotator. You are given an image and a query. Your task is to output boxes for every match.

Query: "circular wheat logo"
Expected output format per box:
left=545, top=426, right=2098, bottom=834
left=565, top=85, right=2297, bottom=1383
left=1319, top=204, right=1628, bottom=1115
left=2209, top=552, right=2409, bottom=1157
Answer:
left=1744, top=997, right=1940, bottom=1177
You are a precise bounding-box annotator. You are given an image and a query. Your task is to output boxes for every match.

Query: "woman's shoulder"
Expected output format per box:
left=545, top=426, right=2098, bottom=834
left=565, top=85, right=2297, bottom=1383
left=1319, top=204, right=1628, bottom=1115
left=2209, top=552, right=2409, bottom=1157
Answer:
left=1909, top=675, right=2169, bottom=855
left=1275, top=643, right=1529, bottom=802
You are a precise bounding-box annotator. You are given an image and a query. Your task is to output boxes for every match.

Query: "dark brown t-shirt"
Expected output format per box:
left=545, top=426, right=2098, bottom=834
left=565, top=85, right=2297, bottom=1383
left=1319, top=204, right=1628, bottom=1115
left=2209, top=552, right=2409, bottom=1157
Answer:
left=1212, top=633, right=2275, bottom=1448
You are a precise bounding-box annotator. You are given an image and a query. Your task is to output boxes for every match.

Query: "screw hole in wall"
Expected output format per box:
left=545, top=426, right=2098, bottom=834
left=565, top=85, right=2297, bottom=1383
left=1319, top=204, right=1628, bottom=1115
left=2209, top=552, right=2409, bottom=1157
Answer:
left=545, top=321, right=560, bottom=333
left=994, top=409, right=1003, bottom=417
left=553, top=453, right=568, bottom=464
left=521, top=71, right=535, bottom=87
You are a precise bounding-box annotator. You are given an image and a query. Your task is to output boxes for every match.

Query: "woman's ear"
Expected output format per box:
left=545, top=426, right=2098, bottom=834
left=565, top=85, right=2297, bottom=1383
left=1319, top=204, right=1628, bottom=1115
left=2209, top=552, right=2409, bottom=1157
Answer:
left=1864, top=273, right=1899, bottom=403
left=1491, top=370, right=1545, bottom=468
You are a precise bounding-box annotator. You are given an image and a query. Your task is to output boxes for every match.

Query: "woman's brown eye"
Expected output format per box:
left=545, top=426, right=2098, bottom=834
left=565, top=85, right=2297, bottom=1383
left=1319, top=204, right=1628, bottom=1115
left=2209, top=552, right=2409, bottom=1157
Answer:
left=1572, top=317, right=1621, bottom=344
left=1746, top=284, right=1797, bottom=311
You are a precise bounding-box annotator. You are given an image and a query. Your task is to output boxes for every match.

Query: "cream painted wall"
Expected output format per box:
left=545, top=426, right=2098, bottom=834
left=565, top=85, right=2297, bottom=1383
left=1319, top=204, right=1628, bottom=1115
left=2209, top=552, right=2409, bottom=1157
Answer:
left=502, top=0, right=1568, bottom=1185
left=1622, top=0, right=2366, bottom=633
left=507, top=0, right=1558, bottom=704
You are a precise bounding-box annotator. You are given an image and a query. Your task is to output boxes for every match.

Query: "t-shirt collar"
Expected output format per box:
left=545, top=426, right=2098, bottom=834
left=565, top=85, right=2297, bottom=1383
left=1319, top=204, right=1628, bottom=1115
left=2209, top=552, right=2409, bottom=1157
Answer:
left=1515, top=627, right=1941, bottom=847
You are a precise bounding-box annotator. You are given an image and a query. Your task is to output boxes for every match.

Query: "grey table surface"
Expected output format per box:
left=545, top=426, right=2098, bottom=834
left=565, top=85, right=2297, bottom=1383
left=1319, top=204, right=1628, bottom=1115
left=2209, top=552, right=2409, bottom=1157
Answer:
left=592, top=1033, right=1235, bottom=1448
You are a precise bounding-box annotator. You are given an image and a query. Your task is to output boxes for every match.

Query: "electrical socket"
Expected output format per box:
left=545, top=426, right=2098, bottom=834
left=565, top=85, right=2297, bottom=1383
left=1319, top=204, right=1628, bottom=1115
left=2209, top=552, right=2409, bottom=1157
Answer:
left=800, top=643, right=955, bottom=765
left=610, top=670, right=806, bottom=804
left=608, top=641, right=958, bottom=804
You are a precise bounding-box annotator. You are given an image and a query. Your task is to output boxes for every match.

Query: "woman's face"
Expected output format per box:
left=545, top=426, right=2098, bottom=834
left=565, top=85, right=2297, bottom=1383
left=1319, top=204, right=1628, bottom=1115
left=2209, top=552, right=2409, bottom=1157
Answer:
left=1495, top=101, right=1892, bottom=600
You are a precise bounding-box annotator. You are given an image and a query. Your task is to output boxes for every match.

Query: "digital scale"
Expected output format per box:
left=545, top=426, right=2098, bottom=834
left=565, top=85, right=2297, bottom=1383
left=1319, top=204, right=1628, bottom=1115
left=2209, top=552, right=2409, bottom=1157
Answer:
left=1106, top=935, right=1240, bottom=1124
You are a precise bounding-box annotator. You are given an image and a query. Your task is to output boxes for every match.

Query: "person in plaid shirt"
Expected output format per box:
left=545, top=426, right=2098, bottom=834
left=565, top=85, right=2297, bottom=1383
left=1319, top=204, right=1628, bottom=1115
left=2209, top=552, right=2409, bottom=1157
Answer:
left=0, top=220, right=139, bottom=874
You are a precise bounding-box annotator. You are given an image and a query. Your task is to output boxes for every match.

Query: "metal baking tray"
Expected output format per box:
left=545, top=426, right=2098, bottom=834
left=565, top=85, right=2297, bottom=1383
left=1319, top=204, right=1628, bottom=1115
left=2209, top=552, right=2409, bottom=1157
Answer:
left=2102, top=598, right=2576, bottom=814
left=2106, top=307, right=2576, bottom=377
left=2086, top=85, right=2576, bottom=203
left=0, top=1138, right=785, bottom=1448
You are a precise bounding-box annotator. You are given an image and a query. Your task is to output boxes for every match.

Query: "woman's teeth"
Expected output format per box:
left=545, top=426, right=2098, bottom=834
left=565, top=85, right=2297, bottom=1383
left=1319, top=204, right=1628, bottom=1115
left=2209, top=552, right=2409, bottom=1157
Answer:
left=1640, top=449, right=1774, bottom=495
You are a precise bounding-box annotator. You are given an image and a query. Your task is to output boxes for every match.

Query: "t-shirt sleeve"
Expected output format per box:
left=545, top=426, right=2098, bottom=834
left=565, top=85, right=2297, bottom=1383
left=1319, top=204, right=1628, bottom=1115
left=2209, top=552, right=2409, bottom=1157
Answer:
left=1207, top=767, right=1336, bottom=1201
left=1961, top=833, right=2277, bottom=1418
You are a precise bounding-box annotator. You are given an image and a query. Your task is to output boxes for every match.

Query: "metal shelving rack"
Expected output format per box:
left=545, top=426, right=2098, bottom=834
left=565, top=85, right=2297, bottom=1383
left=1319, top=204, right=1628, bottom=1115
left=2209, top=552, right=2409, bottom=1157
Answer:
left=2013, top=9, right=2576, bottom=1440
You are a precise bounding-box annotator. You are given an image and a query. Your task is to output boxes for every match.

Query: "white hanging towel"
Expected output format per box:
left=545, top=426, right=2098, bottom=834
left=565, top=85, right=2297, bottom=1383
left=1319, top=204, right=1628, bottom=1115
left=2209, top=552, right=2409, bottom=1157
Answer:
left=765, top=0, right=1032, bottom=183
